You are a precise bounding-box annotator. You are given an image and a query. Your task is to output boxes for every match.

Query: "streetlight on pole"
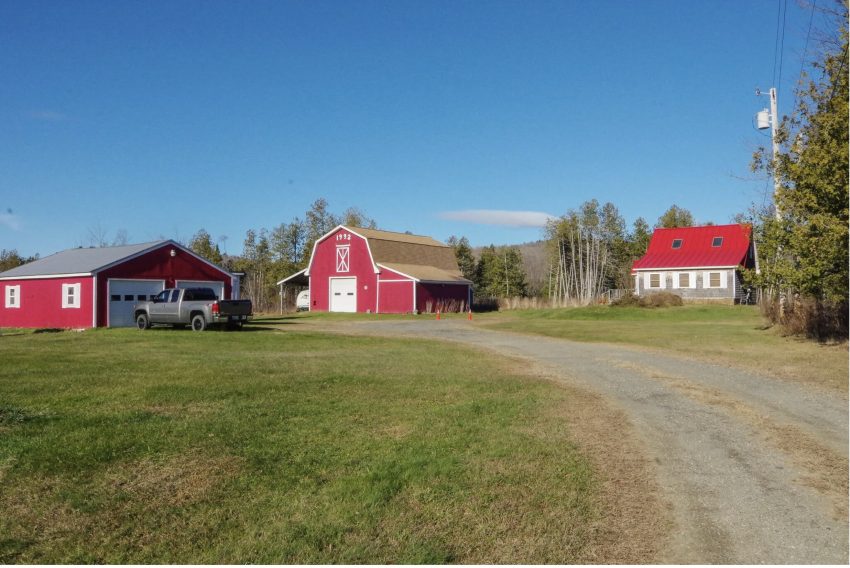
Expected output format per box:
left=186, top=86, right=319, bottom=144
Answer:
left=755, top=87, right=781, bottom=220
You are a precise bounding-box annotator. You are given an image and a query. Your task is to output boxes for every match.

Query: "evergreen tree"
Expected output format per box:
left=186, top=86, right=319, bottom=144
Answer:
left=447, top=236, right=476, bottom=282
left=188, top=229, right=223, bottom=264
left=749, top=3, right=848, bottom=336
left=655, top=205, right=695, bottom=228
left=475, top=245, right=528, bottom=298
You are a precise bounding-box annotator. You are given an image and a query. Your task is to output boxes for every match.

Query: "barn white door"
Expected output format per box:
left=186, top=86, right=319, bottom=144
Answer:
left=108, top=279, right=165, bottom=327
left=329, top=278, right=357, bottom=312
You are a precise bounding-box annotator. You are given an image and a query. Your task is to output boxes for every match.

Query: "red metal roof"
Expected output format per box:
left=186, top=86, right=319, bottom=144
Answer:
left=632, top=224, right=752, bottom=271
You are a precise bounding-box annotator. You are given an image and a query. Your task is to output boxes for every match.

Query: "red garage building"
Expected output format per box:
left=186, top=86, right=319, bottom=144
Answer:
left=0, top=240, right=238, bottom=328
left=279, top=225, right=472, bottom=313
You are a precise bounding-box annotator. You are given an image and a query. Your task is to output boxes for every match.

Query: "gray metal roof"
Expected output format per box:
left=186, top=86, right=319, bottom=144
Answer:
left=0, top=240, right=168, bottom=278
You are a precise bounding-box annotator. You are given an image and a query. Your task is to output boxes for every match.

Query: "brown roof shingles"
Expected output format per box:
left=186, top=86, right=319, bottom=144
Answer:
left=349, top=226, right=471, bottom=283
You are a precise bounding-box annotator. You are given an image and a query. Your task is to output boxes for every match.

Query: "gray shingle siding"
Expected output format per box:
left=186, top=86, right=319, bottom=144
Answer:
left=636, top=268, right=739, bottom=303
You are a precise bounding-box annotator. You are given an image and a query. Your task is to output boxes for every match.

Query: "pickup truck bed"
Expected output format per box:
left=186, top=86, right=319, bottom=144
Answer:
left=134, top=287, right=253, bottom=331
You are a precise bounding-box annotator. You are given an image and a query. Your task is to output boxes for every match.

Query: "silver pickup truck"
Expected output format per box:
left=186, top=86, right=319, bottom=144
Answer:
left=134, top=287, right=252, bottom=331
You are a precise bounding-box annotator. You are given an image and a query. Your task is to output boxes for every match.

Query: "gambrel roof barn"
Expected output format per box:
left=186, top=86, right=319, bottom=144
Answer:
left=279, top=225, right=472, bottom=313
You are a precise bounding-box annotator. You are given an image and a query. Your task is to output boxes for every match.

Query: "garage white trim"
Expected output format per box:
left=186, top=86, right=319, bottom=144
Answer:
left=107, top=278, right=165, bottom=327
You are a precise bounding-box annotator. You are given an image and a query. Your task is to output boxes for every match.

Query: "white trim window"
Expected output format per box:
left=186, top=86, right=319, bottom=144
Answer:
left=645, top=272, right=665, bottom=289
left=62, top=283, right=82, bottom=308
left=5, top=285, right=20, bottom=308
left=336, top=245, right=350, bottom=273
left=703, top=271, right=727, bottom=289
left=674, top=271, right=697, bottom=289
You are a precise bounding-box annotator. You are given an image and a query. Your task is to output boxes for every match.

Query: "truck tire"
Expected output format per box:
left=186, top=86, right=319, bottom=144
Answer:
left=136, top=313, right=151, bottom=330
left=191, top=313, right=207, bottom=332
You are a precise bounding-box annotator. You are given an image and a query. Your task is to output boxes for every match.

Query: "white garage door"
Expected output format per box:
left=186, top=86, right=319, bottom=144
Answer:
left=176, top=280, right=225, bottom=300
left=330, top=278, right=357, bottom=312
left=108, top=279, right=165, bottom=327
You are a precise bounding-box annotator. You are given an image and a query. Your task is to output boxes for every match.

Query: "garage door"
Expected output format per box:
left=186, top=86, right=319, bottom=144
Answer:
left=108, top=279, right=165, bottom=327
left=176, top=280, right=225, bottom=300
left=330, top=278, right=357, bottom=312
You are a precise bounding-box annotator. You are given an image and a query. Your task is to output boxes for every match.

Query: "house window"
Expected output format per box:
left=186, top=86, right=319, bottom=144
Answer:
left=678, top=273, right=690, bottom=288
left=708, top=272, right=722, bottom=288
left=712, top=237, right=723, bottom=247
left=671, top=239, right=683, bottom=249
left=62, top=283, right=81, bottom=308
left=5, top=285, right=20, bottom=308
left=336, top=246, right=350, bottom=273
left=649, top=273, right=661, bottom=288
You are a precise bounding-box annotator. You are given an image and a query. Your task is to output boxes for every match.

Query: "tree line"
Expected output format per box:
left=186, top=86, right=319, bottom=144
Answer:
left=187, top=198, right=377, bottom=312
left=744, top=1, right=848, bottom=339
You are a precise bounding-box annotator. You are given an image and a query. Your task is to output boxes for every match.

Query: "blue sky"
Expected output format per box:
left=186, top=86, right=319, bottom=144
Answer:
left=1, top=0, right=819, bottom=257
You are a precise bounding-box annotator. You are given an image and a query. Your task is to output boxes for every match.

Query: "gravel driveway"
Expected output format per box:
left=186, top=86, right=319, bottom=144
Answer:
left=333, top=319, right=849, bottom=564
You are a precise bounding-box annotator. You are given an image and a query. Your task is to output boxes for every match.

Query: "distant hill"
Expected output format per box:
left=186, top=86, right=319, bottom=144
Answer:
left=473, top=240, right=549, bottom=295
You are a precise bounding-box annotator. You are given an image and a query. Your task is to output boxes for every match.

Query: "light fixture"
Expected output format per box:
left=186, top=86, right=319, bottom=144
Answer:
left=170, top=249, right=176, bottom=257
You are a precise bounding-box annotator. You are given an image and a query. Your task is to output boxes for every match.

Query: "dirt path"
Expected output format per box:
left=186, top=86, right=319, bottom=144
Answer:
left=307, top=319, right=848, bottom=564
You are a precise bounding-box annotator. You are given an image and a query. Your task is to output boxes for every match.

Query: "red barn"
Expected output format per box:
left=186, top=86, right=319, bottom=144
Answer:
left=279, top=225, right=472, bottom=313
left=0, top=240, right=238, bottom=328
left=631, top=224, right=757, bottom=304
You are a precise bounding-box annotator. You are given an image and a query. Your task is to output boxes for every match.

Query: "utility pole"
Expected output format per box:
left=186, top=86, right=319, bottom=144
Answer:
left=756, top=87, right=781, bottom=220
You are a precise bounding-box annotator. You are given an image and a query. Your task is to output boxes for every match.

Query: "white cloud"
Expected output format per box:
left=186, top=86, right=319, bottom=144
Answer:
left=439, top=209, right=556, bottom=227
left=28, top=110, right=67, bottom=121
left=0, top=212, right=22, bottom=231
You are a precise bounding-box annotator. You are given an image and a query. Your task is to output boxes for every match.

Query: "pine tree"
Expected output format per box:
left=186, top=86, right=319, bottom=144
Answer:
left=749, top=3, right=848, bottom=336
left=188, top=229, right=223, bottom=264
left=447, top=236, right=476, bottom=282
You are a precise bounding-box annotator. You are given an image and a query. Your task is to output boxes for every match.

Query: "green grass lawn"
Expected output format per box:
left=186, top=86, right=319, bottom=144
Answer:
left=477, top=305, right=848, bottom=392
left=0, top=327, right=597, bottom=563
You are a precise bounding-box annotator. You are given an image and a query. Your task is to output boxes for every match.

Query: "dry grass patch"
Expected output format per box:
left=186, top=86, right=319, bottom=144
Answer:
left=107, top=451, right=243, bottom=508
left=517, top=361, right=671, bottom=564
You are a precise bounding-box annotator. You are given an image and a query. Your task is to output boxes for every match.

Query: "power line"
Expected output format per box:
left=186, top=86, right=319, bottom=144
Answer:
left=792, top=0, right=818, bottom=112
left=772, top=0, right=783, bottom=86
left=776, top=0, right=788, bottom=93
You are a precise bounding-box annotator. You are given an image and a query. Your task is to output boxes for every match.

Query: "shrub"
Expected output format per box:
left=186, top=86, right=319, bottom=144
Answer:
left=472, top=297, right=500, bottom=312
left=611, top=292, right=683, bottom=309
left=642, top=292, right=684, bottom=308
left=610, top=293, right=642, bottom=307
left=762, top=295, right=848, bottom=342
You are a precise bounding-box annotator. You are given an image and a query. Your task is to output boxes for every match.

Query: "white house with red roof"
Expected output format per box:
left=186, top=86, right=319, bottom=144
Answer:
left=631, top=224, right=758, bottom=304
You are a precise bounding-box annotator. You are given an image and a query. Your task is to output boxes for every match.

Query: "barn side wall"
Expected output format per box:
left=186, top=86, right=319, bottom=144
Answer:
left=96, top=245, right=232, bottom=327
left=416, top=283, right=470, bottom=313
left=376, top=267, right=414, bottom=314
left=308, top=227, right=377, bottom=312
left=0, top=276, right=95, bottom=328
